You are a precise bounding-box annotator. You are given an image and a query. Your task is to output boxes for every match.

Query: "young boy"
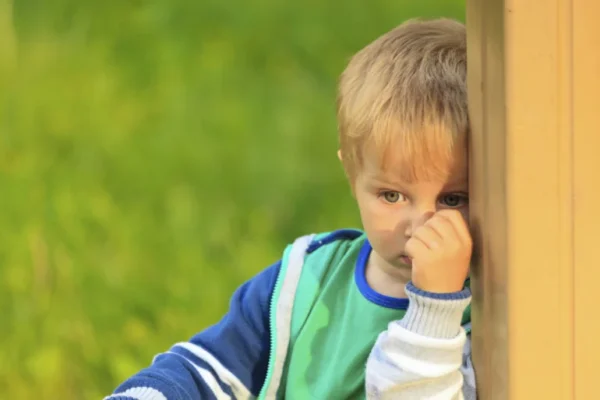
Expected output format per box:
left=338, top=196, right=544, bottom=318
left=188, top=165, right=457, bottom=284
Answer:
left=106, top=18, right=476, bottom=400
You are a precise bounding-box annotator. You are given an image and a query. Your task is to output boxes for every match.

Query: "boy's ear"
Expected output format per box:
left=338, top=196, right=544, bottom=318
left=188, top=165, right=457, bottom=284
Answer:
left=337, top=149, right=342, bottom=162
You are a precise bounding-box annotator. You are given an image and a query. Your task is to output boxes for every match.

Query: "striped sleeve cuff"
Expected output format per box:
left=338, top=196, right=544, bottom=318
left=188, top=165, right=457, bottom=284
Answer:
left=399, top=281, right=471, bottom=339
left=104, top=387, right=167, bottom=400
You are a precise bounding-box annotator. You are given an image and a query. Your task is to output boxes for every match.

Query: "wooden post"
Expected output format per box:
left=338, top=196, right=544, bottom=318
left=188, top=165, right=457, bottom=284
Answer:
left=572, top=1, right=600, bottom=397
left=466, top=0, right=600, bottom=398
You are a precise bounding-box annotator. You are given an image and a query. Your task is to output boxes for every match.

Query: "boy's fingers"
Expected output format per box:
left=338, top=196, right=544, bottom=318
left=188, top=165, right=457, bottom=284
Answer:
left=415, top=211, right=435, bottom=228
left=413, top=225, right=443, bottom=249
left=436, top=209, right=471, bottom=245
left=425, top=214, right=454, bottom=242
left=405, top=236, right=428, bottom=258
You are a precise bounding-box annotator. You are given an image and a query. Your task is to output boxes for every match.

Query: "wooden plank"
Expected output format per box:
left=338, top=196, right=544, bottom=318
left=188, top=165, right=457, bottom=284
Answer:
left=467, top=0, right=577, bottom=397
left=572, top=0, right=600, bottom=397
left=465, top=0, right=509, bottom=398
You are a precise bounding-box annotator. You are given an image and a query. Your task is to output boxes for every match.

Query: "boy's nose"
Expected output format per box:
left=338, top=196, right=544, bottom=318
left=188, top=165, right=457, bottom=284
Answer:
left=404, top=210, right=435, bottom=237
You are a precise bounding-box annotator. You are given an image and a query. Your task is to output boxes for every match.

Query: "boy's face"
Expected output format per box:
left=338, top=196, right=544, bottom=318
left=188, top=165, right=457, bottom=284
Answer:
left=349, top=140, right=469, bottom=271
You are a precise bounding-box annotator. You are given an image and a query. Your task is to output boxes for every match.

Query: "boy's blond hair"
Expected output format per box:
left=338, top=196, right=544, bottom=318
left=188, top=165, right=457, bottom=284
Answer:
left=337, top=18, right=468, bottom=182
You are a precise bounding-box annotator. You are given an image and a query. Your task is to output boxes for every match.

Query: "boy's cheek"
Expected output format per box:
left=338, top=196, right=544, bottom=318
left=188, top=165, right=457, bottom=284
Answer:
left=366, top=224, right=406, bottom=248
left=363, top=211, right=400, bottom=234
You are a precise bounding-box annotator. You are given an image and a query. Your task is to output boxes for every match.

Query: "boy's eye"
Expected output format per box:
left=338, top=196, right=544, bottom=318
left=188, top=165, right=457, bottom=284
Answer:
left=382, top=191, right=405, bottom=203
left=440, top=194, right=468, bottom=208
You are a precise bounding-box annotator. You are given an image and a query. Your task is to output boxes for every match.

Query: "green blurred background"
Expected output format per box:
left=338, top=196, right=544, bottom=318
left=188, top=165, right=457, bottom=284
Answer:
left=0, top=0, right=463, bottom=398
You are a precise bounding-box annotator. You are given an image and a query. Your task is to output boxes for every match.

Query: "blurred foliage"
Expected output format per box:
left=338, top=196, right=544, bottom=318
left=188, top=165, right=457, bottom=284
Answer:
left=0, top=0, right=463, bottom=398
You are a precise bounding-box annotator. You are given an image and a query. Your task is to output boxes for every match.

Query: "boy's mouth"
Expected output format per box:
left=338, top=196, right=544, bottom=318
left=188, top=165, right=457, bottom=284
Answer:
left=399, top=254, right=412, bottom=266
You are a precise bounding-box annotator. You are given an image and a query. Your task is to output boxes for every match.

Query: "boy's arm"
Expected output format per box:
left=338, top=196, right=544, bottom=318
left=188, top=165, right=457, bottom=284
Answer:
left=365, top=282, right=476, bottom=400
left=104, top=260, right=281, bottom=400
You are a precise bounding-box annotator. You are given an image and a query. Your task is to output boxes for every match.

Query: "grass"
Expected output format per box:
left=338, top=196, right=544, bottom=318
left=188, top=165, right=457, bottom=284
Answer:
left=0, top=0, right=464, bottom=397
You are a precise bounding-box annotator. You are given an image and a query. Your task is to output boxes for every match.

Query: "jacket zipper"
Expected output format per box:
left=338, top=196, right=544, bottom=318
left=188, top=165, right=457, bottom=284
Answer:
left=257, top=264, right=285, bottom=399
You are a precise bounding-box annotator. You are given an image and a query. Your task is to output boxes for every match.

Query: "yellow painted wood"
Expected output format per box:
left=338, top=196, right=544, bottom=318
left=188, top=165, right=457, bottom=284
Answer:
left=465, top=0, right=600, bottom=397
left=572, top=0, right=600, bottom=397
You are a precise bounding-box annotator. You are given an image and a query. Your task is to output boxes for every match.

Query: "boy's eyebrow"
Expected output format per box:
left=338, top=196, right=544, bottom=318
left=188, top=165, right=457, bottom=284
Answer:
left=370, top=175, right=408, bottom=188
left=442, top=181, right=469, bottom=192
left=371, top=177, right=469, bottom=194
left=441, top=188, right=469, bottom=194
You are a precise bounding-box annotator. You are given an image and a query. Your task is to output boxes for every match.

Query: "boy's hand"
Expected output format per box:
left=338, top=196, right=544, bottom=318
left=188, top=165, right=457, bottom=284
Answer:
left=405, top=210, right=472, bottom=294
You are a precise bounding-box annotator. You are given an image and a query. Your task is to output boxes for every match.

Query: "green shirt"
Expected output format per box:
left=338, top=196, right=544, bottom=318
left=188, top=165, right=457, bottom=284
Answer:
left=283, top=234, right=407, bottom=398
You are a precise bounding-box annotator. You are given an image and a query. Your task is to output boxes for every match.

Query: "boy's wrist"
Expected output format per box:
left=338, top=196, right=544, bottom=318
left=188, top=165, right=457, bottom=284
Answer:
left=399, top=281, right=471, bottom=339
